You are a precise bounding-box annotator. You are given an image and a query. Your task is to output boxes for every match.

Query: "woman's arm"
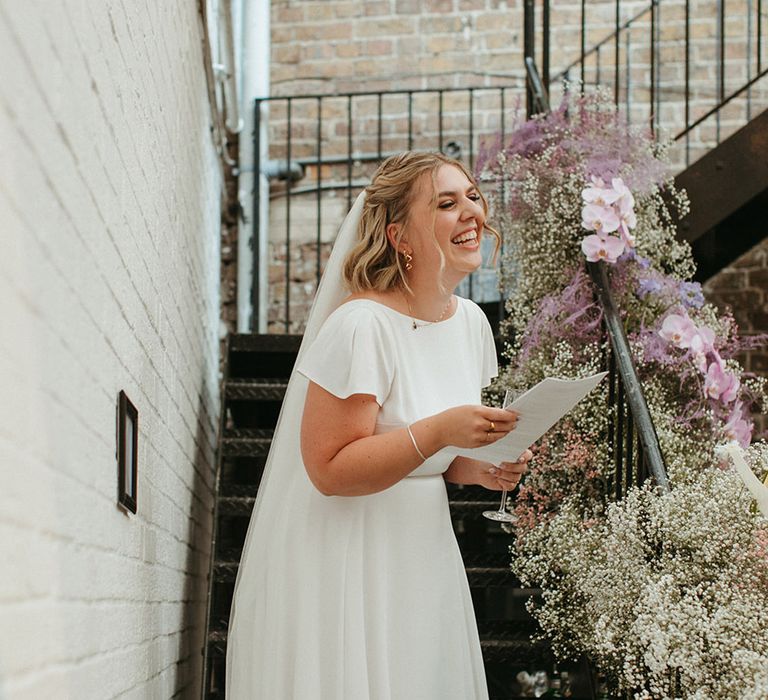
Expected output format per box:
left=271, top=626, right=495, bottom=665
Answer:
left=300, top=381, right=518, bottom=497
left=443, top=453, right=532, bottom=490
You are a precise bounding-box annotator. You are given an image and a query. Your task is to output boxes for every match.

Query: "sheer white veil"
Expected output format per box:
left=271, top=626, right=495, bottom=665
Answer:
left=226, top=191, right=367, bottom=685
left=248, top=189, right=365, bottom=515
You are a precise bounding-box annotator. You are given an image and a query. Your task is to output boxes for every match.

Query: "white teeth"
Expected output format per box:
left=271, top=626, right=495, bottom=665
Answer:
left=452, top=232, right=477, bottom=244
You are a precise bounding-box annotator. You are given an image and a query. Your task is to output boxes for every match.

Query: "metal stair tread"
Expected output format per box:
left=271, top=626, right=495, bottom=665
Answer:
left=221, top=428, right=274, bottom=456
left=217, top=495, right=255, bottom=517
left=229, top=333, right=302, bottom=352
left=225, top=377, right=289, bottom=400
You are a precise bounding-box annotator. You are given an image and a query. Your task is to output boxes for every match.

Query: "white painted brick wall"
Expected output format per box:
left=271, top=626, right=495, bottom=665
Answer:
left=0, top=1, right=221, bottom=697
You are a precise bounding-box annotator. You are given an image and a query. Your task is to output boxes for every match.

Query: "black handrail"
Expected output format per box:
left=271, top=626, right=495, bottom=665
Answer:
left=522, top=52, right=670, bottom=493
left=588, top=262, right=670, bottom=493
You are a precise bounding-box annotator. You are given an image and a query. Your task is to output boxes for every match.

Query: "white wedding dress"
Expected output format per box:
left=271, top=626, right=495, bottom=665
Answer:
left=225, top=194, right=498, bottom=699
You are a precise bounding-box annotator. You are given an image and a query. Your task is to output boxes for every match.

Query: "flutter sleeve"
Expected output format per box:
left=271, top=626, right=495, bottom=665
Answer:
left=480, top=309, right=499, bottom=388
left=295, top=304, right=395, bottom=406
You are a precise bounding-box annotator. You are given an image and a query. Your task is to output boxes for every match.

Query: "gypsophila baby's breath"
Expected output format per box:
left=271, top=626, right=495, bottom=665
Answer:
left=478, top=89, right=768, bottom=700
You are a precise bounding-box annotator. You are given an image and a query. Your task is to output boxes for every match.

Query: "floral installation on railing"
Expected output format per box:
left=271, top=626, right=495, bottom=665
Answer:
left=478, top=88, right=768, bottom=700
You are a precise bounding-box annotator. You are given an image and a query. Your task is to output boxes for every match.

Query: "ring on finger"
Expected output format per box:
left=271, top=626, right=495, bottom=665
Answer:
left=487, top=420, right=495, bottom=433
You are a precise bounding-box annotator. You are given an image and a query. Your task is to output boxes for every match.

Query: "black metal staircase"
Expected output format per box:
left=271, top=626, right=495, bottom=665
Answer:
left=202, top=333, right=599, bottom=699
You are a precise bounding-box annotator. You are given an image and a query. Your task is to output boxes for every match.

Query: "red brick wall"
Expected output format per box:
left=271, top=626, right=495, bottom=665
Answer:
left=704, top=238, right=768, bottom=436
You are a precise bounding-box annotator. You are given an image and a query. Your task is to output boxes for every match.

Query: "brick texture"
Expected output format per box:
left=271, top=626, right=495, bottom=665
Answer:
left=0, top=1, right=221, bottom=697
left=266, top=0, right=768, bottom=330
left=704, top=238, right=768, bottom=437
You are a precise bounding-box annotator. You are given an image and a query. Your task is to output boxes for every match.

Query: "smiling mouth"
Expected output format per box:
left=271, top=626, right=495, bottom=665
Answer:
left=451, top=230, right=479, bottom=246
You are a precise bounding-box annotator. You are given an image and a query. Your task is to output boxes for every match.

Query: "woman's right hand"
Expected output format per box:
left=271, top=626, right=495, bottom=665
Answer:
left=435, top=404, right=519, bottom=449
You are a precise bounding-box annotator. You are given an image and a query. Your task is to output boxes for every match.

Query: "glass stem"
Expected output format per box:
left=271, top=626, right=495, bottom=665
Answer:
left=497, top=487, right=508, bottom=514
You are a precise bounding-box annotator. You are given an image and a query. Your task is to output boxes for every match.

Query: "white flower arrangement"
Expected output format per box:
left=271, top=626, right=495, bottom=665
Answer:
left=479, top=89, right=768, bottom=699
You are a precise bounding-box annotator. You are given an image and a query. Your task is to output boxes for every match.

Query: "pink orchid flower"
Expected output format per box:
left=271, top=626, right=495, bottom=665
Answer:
left=704, top=360, right=740, bottom=403
left=658, top=313, right=698, bottom=348
left=618, top=220, right=637, bottom=248
left=689, top=325, right=715, bottom=357
left=723, top=401, right=752, bottom=448
left=581, top=204, right=620, bottom=236
left=581, top=234, right=625, bottom=263
left=582, top=181, right=621, bottom=207
left=611, top=178, right=636, bottom=213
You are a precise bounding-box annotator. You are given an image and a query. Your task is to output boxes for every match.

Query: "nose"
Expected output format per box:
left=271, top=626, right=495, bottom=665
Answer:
left=461, top=195, right=484, bottom=222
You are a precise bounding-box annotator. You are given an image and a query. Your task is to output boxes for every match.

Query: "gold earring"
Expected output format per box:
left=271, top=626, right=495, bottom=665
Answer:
left=402, top=250, right=413, bottom=271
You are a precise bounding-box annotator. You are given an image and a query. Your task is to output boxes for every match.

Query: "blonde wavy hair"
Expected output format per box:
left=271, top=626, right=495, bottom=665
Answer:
left=341, top=151, right=501, bottom=295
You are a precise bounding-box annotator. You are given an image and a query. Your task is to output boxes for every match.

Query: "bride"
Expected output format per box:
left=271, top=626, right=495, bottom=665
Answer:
left=226, top=151, right=531, bottom=699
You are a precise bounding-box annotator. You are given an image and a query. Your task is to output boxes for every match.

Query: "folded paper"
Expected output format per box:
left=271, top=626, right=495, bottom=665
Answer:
left=448, top=372, right=608, bottom=466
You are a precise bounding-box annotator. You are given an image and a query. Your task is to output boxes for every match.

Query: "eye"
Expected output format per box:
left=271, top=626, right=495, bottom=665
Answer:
left=467, top=192, right=480, bottom=202
left=439, top=200, right=455, bottom=209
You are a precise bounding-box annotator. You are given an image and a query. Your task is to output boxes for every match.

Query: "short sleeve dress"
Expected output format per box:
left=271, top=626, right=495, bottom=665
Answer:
left=226, top=295, right=498, bottom=700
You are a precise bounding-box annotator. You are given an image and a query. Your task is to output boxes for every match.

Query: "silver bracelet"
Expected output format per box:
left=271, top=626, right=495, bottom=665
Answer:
left=406, top=424, right=427, bottom=462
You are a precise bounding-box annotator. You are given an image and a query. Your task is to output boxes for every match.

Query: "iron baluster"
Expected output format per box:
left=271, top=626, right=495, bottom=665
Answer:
left=285, top=97, right=292, bottom=333
left=685, top=0, right=691, bottom=166
left=315, top=96, right=322, bottom=288
left=615, top=0, right=621, bottom=105
left=439, top=90, right=444, bottom=152
left=252, top=98, right=262, bottom=332
left=377, top=92, right=383, bottom=160
left=580, top=0, right=586, bottom=91
left=407, top=91, right=413, bottom=150
left=346, top=95, right=353, bottom=211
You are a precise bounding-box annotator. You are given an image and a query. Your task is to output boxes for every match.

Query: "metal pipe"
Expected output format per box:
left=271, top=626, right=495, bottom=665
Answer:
left=219, top=0, right=242, bottom=133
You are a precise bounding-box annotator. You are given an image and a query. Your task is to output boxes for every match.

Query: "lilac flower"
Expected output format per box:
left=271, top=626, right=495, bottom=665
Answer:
left=634, top=254, right=651, bottom=269
left=637, top=278, right=663, bottom=298
left=722, top=401, right=753, bottom=448
left=582, top=203, right=620, bottom=236
left=581, top=234, right=625, bottom=263
left=678, top=281, right=705, bottom=309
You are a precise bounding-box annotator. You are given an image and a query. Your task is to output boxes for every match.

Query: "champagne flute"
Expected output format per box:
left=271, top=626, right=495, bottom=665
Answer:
left=482, top=388, right=521, bottom=522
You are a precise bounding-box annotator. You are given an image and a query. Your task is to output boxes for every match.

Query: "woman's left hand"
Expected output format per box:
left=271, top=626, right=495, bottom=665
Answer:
left=479, top=449, right=533, bottom=491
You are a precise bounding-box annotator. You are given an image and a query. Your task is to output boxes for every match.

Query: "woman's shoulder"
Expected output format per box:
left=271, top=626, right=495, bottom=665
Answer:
left=338, top=291, right=406, bottom=313
left=322, top=293, right=396, bottom=330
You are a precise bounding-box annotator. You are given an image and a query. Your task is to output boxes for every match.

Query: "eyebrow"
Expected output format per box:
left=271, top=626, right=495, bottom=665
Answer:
left=437, top=187, right=478, bottom=197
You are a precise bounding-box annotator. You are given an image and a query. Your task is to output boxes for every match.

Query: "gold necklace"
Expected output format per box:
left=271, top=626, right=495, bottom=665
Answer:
left=402, top=292, right=453, bottom=330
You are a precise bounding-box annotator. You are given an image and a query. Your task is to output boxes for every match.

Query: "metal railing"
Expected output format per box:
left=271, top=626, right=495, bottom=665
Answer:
left=524, top=0, right=767, bottom=168
left=522, top=51, right=670, bottom=494
left=253, top=84, right=524, bottom=333
left=590, top=262, right=670, bottom=495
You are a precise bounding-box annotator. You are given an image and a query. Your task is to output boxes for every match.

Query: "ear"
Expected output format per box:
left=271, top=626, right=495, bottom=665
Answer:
left=385, top=222, right=408, bottom=252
